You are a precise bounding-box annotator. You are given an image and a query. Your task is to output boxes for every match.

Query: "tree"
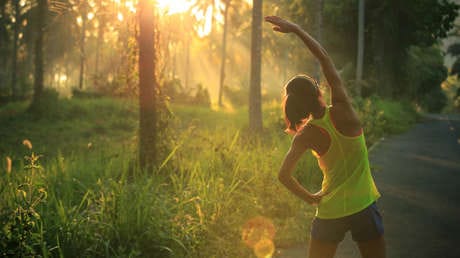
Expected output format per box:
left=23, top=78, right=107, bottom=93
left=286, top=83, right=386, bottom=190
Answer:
left=0, top=0, right=8, bottom=98
left=365, top=0, right=458, bottom=97
left=405, top=46, right=448, bottom=112
left=314, top=0, right=323, bottom=81
left=249, top=0, right=263, bottom=131
left=265, top=0, right=457, bottom=99
left=30, top=0, right=47, bottom=109
left=94, top=0, right=107, bottom=74
left=448, top=42, right=460, bottom=76
left=11, top=0, right=21, bottom=99
left=218, top=0, right=230, bottom=107
left=356, top=0, right=364, bottom=82
left=138, top=0, right=157, bottom=168
left=78, top=1, right=87, bottom=89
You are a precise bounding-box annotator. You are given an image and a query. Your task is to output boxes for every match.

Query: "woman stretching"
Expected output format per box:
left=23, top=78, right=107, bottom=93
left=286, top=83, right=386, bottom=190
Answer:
left=265, top=16, right=386, bottom=258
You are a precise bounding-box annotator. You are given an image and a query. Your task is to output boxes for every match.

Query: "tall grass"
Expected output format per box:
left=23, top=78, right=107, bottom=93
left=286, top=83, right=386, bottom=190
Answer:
left=0, top=97, right=417, bottom=257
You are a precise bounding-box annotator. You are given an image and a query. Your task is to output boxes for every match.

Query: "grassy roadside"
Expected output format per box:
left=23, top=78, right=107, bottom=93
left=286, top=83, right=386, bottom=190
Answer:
left=0, top=97, right=418, bottom=257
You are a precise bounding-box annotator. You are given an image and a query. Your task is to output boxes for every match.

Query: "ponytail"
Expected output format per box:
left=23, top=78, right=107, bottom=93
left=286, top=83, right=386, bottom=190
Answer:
left=282, top=75, right=321, bottom=134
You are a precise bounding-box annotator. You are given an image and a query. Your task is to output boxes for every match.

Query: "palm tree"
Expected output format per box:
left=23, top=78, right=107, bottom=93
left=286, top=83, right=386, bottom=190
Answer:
left=138, top=0, right=157, bottom=168
left=249, top=0, right=263, bottom=131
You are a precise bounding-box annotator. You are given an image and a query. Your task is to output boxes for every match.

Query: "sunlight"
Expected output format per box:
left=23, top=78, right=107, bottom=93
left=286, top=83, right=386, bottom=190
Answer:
left=194, top=5, right=213, bottom=38
left=117, top=12, right=124, bottom=22
left=125, top=1, right=136, bottom=13
left=87, top=12, right=95, bottom=20
left=59, top=74, right=68, bottom=83
left=156, top=0, right=194, bottom=15
left=54, top=73, right=68, bottom=84
left=76, top=16, right=82, bottom=27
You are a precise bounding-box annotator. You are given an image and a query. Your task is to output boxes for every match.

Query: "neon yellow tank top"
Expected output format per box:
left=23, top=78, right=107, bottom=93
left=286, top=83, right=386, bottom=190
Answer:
left=308, top=106, right=380, bottom=219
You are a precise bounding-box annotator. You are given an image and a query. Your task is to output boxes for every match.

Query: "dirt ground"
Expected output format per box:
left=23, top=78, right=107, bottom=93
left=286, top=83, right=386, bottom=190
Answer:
left=275, top=114, right=460, bottom=258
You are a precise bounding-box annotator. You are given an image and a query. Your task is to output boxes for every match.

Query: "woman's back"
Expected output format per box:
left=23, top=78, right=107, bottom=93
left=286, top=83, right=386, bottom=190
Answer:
left=307, top=106, right=380, bottom=219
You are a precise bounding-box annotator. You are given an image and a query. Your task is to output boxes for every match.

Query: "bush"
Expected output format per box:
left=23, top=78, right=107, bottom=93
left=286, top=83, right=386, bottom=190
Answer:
left=355, top=96, right=419, bottom=144
left=162, top=79, right=211, bottom=107
left=72, top=88, right=104, bottom=99
left=223, top=85, right=248, bottom=106
left=421, top=88, right=448, bottom=113
left=405, top=46, right=448, bottom=112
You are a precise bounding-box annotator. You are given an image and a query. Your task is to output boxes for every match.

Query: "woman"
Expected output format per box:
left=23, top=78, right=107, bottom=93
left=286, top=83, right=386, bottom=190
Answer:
left=265, top=16, right=386, bottom=258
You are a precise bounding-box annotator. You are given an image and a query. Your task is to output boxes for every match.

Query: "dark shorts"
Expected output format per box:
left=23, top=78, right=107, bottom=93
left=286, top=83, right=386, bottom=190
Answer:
left=311, top=202, right=384, bottom=243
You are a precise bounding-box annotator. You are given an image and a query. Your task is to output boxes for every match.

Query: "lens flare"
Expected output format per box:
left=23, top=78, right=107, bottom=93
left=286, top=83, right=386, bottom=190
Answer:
left=242, top=216, right=276, bottom=257
left=254, top=238, right=275, bottom=258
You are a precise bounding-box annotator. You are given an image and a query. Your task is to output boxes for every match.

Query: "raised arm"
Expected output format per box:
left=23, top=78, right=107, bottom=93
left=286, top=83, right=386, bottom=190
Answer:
left=265, top=16, right=350, bottom=105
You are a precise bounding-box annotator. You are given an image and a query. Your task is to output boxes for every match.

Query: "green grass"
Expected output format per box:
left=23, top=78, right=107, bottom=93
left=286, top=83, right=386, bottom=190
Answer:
left=0, top=96, right=417, bottom=257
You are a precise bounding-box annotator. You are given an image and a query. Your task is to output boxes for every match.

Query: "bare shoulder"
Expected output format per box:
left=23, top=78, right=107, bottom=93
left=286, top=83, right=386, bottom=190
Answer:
left=293, top=124, right=318, bottom=150
left=330, top=103, right=362, bottom=135
left=331, top=102, right=360, bottom=120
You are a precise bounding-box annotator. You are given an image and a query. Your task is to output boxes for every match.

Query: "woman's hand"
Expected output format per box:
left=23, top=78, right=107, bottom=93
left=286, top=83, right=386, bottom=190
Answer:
left=309, top=190, right=325, bottom=206
left=264, top=16, right=299, bottom=33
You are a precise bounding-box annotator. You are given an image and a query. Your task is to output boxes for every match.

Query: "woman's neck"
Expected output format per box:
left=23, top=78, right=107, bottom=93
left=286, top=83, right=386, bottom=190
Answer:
left=311, top=105, right=326, bottom=120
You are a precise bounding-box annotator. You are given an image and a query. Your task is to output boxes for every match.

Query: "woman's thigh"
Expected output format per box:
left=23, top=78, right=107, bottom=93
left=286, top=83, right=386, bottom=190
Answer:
left=356, top=236, right=386, bottom=258
left=308, top=238, right=339, bottom=258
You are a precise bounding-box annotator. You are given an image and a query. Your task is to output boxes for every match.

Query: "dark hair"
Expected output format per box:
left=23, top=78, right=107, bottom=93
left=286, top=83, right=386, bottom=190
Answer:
left=282, top=75, right=321, bottom=133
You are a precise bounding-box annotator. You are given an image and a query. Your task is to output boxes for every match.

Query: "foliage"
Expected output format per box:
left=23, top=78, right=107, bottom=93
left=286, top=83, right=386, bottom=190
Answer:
left=162, top=79, right=211, bottom=107
left=448, top=39, right=460, bottom=77
left=263, top=0, right=458, bottom=100
left=0, top=143, right=47, bottom=257
left=447, top=42, right=460, bottom=57
left=441, top=75, right=460, bottom=113
left=353, top=97, right=419, bottom=144
left=452, top=59, right=460, bottom=77
left=363, top=0, right=458, bottom=97
left=404, top=46, right=448, bottom=111
left=421, top=88, right=448, bottom=113
left=223, top=84, right=249, bottom=106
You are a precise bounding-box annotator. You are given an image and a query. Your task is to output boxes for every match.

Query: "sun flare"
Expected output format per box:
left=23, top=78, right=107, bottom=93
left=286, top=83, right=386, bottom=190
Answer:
left=156, top=0, right=194, bottom=15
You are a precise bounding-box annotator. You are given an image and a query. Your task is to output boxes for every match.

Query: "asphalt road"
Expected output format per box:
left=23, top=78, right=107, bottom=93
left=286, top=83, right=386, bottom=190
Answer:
left=275, top=114, right=460, bottom=258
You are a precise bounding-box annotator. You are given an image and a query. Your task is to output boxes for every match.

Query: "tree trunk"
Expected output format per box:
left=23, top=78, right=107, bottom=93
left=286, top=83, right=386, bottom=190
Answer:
left=11, top=0, right=20, bottom=99
left=208, top=0, right=215, bottom=62
left=95, top=10, right=104, bottom=74
left=249, top=0, right=263, bottom=132
left=138, top=0, right=157, bottom=169
left=78, top=3, right=87, bottom=89
left=0, top=2, right=7, bottom=95
left=356, top=0, right=365, bottom=96
left=185, top=33, right=191, bottom=89
left=31, top=0, right=46, bottom=108
left=314, top=0, right=323, bottom=82
left=218, top=0, right=229, bottom=107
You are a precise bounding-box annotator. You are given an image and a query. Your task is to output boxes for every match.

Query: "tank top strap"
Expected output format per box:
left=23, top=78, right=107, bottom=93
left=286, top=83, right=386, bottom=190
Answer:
left=308, top=106, right=334, bottom=132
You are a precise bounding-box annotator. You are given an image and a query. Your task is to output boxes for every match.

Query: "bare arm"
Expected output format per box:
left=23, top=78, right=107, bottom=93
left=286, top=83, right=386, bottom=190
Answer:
left=265, top=16, right=350, bottom=105
left=278, top=135, right=322, bottom=205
